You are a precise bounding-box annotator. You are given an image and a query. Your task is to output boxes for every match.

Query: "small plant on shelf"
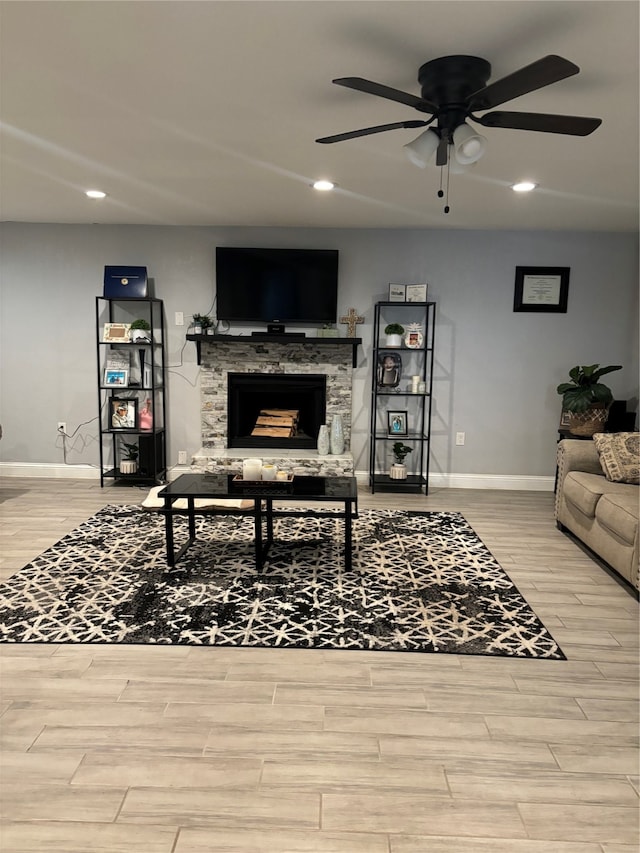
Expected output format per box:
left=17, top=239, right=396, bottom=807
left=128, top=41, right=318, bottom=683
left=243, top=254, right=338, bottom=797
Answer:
left=392, top=442, right=412, bottom=464
left=129, top=318, right=151, bottom=342
left=120, top=440, right=139, bottom=461
left=385, top=323, right=405, bottom=336
left=119, top=440, right=139, bottom=475
left=191, top=313, right=213, bottom=333
left=384, top=322, right=405, bottom=347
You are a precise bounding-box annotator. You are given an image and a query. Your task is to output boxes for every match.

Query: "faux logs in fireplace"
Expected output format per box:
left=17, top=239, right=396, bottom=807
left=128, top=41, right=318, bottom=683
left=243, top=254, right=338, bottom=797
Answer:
left=227, top=373, right=326, bottom=449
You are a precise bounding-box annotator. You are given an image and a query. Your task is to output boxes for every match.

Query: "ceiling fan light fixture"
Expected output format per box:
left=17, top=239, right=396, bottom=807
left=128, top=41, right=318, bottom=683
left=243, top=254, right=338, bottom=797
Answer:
left=452, top=123, right=487, bottom=165
left=313, top=180, right=335, bottom=191
left=511, top=181, right=538, bottom=192
left=404, top=128, right=439, bottom=168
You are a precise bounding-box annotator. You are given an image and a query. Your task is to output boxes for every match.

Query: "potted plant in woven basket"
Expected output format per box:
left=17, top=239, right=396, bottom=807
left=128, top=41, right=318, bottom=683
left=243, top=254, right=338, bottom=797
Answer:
left=557, top=364, right=622, bottom=436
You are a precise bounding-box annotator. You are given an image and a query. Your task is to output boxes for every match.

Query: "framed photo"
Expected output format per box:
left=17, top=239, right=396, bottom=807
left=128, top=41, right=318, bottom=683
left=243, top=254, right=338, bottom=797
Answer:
left=377, top=352, right=402, bottom=388
left=513, top=266, right=570, bottom=313
left=388, top=284, right=406, bottom=302
left=406, top=283, right=428, bottom=302
left=110, top=398, right=137, bottom=430
left=104, top=368, right=129, bottom=387
left=103, top=322, right=131, bottom=343
left=388, top=410, right=408, bottom=436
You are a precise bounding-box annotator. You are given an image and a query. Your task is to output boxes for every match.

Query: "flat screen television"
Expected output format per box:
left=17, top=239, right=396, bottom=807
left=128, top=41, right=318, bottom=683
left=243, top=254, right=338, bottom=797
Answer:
left=216, top=247, right=339, bottom=325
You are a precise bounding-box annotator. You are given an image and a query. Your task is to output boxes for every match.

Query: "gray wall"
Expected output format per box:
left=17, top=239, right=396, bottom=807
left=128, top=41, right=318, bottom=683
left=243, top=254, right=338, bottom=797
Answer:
left=0, top=223, right=637, bottom=481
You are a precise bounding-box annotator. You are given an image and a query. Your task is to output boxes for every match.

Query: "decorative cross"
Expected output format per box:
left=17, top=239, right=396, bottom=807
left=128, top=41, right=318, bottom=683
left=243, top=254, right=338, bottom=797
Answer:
left=340, top=307, right=364, bottom=338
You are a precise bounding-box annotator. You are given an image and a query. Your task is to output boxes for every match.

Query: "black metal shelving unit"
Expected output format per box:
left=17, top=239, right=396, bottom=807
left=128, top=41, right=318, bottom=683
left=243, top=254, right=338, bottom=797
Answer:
left=368, top=300, right=436, bottom=494
left=96, top=296, right=167, bottom=486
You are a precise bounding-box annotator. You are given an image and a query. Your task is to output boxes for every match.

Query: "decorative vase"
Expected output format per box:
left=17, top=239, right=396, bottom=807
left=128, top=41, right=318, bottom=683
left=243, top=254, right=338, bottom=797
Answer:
left=317, top=424, right=330, bottom=456
left=119, top=460, right=137, bottom=475
left=385, top=334, right=403, bottom=347
left=330, top=414, right=344, bottom=455
left=390, top=463, right=407, bottom=480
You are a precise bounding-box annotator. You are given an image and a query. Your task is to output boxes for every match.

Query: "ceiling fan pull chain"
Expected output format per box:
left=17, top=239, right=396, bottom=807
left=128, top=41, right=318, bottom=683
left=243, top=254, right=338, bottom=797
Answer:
left=444, top=153, right=451, bottom=214
left=437, top=167, right=444, bottom=199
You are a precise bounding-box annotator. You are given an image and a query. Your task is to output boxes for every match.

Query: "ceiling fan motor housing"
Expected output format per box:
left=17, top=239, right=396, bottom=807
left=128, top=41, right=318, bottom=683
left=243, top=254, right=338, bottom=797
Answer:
left=418, top=56, right=491, bottom=134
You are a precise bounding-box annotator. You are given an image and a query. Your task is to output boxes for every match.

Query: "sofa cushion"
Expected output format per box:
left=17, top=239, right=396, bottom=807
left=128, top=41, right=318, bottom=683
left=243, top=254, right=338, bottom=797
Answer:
left=596, top=493, right=639, bottom=546
left=593, top=432, right=640, bottom=484
left=563, top=472, right=613, bottom=517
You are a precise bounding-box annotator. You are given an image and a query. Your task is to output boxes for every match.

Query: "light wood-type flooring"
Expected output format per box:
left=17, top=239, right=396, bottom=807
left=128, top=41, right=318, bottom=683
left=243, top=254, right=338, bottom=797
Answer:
left=0, top=477, right=638, bottom=852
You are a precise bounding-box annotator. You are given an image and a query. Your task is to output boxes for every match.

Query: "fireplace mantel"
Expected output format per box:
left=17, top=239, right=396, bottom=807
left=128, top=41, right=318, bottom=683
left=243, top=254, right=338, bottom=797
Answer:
left=187, top=334, right=362, bottom=367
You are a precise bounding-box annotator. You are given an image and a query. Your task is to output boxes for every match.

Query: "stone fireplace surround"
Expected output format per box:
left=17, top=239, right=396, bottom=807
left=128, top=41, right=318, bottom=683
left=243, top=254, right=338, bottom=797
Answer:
left=191, top=338, right=355, bottom=476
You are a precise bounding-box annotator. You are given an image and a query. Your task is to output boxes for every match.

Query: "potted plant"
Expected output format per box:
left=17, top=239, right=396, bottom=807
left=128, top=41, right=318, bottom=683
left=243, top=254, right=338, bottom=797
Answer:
left=119, top=439, right=139, bottom=474
left=390, top=441, right=412, bottom=480
left=191, top=313, right=213, bottom=335
left=384, top=323, right=405, bottom=347
left=557, top=363, right=622, bottom=436
left=129, top=318, right=151, bottom=342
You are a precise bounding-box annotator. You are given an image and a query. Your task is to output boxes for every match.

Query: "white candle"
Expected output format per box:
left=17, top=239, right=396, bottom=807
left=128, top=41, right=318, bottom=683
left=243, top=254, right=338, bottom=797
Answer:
left=262, top=463, right=277, bottom=481
left=242, top=458, right=262, bottom=480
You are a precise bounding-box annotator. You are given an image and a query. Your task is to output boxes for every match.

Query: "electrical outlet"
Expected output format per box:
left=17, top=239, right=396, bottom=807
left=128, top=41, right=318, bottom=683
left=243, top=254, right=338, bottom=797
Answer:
left=175, top=311, right=184, bottom=326
left=57, top=422, right=67, bottom=435
left=178, top=450, right=188, bottom=465
left=455, top=431, right=465, bottom=446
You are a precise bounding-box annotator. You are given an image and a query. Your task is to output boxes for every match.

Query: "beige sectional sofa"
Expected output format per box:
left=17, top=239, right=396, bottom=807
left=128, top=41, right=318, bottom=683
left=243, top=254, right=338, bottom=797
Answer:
left=555, top=437, right=639, bottom=591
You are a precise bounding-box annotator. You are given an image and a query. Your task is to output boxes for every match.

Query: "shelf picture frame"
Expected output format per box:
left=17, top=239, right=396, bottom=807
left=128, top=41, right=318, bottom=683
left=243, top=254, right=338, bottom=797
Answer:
left=513, top=266, right=570, bottom=313
left=377, top=352, right=402, bottom=388
left=104, top=368, right=129, bottom=387
left=406, top=283, right=428, bottom=302
left=103, top=322, right=131, bottom=343
left=110, top=397, right=137, bottom=430
left=388, top=284, right=406, bottom=302
left=388, top=410, right=408, bottom=436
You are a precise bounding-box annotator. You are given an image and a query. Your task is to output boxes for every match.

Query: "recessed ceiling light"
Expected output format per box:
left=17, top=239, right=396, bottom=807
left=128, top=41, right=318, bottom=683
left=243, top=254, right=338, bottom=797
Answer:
left=85, top=189, right=107, bottom=199
left=313, top=180, right=335, bottom=191
left=511, top=181, right=537, bottom=193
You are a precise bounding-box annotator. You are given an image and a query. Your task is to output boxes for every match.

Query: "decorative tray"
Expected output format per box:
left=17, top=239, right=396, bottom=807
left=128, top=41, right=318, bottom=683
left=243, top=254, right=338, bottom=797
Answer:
left=231, top=474, right=295, bottom=493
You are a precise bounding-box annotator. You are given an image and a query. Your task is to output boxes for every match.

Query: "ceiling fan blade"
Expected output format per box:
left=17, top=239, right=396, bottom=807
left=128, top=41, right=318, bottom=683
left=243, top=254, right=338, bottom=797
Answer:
left=435, top=135, right=448, bottom=166
left=467, top=55, right=579, bottom=112
left=333, top=77, right=437, bottom=114
left=475, top=111, right=602, bottom=136
left=316, top=120, right=430, bottom=144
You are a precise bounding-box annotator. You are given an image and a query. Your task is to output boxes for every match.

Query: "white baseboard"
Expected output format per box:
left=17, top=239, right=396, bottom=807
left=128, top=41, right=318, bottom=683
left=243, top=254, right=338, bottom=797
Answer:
left=0, top=462, right=99, bottom=479
left=0, top=462, right=554, bottom=492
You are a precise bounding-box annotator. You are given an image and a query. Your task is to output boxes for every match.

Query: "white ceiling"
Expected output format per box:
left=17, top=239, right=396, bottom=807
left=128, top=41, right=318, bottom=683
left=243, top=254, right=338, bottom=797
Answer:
left=1, top=1, right=638, bottom=231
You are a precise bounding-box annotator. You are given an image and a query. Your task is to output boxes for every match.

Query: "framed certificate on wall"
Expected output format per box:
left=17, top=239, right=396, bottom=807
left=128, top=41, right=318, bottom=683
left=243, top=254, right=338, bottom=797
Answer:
left=513, top=266, right=570, bottom=313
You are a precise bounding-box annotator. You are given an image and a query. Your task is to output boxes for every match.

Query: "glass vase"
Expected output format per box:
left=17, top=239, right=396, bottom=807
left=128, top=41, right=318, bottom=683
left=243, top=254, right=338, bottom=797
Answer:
left=317, top=424, right=330, bottom=456
left=330, top=414, right=344, bottom=455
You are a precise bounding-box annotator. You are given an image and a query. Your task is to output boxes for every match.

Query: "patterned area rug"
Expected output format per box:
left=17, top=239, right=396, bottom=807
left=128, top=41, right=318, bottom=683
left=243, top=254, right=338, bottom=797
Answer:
left=0, top=506, right=564, bottom=658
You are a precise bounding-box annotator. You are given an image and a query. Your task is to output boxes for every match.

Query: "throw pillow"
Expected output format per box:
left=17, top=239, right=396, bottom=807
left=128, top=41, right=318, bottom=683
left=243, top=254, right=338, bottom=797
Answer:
left=592, top=432, right=640, bottom=485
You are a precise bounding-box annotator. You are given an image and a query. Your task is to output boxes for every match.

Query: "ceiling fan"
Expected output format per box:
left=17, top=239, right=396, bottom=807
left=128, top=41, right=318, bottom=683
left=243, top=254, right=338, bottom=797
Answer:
left=316, top=54, right=602, bottom=168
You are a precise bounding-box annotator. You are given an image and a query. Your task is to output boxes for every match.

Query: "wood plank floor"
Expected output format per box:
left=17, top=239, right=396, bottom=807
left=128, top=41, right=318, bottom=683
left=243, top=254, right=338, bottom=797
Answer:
left=0, top=477, right=638, bottom=852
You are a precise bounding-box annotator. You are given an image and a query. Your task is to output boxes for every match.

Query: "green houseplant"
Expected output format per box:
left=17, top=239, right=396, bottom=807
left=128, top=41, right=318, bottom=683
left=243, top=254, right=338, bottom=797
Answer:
left=390, top=441, right=412, bottom=480
left=384, top=322, right=405, bottom=347
left=191, top=313, right=214, bottom=334
left=129, top=318, right=151, bottom=342
left=119, top=439, right=139, bottom=474
left=557, top=363, right=622, bottom=435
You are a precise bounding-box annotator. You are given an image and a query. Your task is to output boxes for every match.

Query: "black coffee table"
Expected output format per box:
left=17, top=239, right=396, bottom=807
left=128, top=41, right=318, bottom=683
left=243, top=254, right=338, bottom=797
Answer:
left=157, top=473, right=358, bottom=571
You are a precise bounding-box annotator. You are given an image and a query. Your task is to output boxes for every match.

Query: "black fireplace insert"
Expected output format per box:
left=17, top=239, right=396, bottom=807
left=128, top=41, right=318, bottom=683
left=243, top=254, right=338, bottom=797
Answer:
left=227, top=373, right=327, bottom=449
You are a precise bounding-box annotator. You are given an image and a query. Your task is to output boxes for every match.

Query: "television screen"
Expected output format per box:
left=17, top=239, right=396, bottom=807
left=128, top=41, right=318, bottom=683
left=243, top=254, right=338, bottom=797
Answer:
left=216, top=247, right=338, bottom=325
